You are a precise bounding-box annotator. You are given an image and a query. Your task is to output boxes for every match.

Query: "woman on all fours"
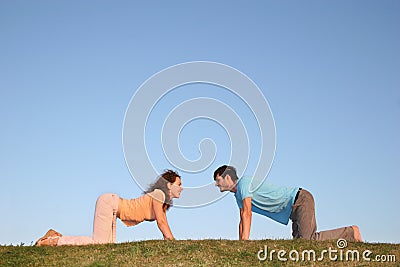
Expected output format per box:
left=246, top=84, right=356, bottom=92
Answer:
left=35, top=170, right=183, bottom=246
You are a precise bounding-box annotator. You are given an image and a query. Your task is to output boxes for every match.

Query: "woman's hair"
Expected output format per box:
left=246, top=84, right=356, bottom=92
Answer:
left=145, top=169, right=181, bottom=210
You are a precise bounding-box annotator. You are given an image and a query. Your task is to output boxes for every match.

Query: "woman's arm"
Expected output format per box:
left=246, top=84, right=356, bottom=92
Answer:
left=153, top=199, right=174, bottom=240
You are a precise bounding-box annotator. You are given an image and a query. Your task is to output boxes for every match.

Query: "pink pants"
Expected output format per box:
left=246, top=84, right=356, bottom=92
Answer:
left=57, top=193, right=119, bottom=246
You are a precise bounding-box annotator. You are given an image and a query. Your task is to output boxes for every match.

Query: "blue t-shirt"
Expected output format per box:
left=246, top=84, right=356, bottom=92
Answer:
left=235, top=176, right=299, bottom=225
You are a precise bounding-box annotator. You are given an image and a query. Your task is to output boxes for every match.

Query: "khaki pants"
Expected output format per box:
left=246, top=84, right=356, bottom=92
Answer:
left=290, top=189, right=355, bottom=241
left=57, top=193, right=119, bottom=246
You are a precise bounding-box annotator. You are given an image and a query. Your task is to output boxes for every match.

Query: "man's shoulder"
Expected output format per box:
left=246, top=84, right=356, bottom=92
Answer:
left=238, top=176, right=252, bottom=184
left=238, top=177, right=287, bottom=194
left=236, top=176, right=253, bottom=198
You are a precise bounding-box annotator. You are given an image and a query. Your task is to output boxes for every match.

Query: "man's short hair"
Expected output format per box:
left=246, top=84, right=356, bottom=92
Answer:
left=213, top=165, right=239, bottom=181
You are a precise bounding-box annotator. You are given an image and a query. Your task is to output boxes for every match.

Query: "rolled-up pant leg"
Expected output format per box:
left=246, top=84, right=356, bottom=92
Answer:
left=57, top=193, right=119, bottom=246
left=290, top=189, right=355, bottom=241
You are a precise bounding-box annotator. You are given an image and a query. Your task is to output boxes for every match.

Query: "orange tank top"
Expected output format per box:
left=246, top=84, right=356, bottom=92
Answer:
left=118, top=189, right=166, bottom=227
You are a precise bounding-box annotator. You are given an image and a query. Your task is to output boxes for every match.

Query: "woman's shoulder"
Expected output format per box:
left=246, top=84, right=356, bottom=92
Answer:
left=148, top=189, right=166, bottom=203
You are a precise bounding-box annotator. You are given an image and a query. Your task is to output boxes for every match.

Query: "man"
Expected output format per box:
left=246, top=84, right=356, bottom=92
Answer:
left=213, top=165, right=362, bottom=241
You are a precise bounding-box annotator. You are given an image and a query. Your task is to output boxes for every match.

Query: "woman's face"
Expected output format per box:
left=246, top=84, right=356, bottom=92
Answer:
left=169, top=177, right=183, bottom=199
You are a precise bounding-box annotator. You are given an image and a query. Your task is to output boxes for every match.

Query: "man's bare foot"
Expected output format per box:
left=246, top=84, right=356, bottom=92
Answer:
left=352, top=225, right=362, bottom=242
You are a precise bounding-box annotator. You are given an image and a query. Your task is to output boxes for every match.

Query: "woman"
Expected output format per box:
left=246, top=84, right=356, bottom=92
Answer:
left=35, top=170, right=183, bottom=246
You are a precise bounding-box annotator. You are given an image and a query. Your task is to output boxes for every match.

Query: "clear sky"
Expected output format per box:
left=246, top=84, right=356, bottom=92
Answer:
left=1, top=1, right=399, bottom=245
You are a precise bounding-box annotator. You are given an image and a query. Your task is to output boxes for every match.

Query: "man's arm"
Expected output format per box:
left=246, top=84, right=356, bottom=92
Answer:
left=239, top=209, right=243, bottom=238
left=239, top=197, right=252, bottom=240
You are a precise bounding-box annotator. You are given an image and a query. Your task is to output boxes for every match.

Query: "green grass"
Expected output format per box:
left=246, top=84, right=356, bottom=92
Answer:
left=1, top=239, right=399, bottom=266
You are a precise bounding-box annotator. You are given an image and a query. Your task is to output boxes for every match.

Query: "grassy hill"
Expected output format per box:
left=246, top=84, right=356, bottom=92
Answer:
left=1, top=239, right=399, bottom=266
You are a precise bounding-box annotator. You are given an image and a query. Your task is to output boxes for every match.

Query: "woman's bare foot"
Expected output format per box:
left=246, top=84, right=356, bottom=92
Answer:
left=352, top=225, right=362, bottom=242
left=36, top=236, right=60, bottom=246
left=35, top=229, right=62, bottom=246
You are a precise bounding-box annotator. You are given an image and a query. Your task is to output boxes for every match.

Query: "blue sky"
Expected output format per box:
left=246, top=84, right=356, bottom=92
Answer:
left=1, top=1, right=399, bottom=245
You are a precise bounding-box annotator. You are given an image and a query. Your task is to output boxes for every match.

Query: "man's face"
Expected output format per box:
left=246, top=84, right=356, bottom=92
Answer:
left=215, top=174, right=233, bottom=192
